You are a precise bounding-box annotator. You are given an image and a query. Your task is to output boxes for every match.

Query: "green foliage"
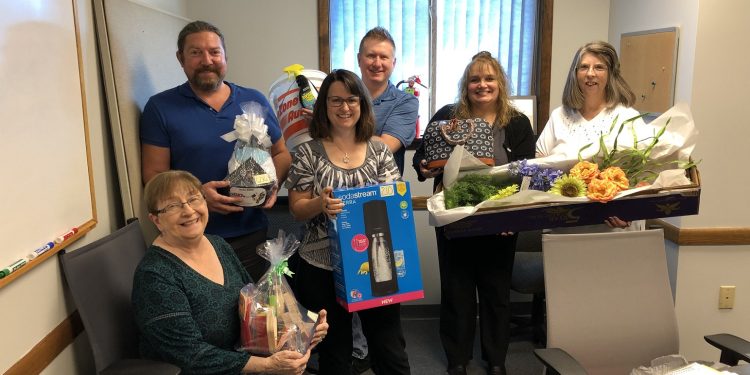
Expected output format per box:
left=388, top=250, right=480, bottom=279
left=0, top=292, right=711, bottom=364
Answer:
left=444, top=174, right=500, bottom=209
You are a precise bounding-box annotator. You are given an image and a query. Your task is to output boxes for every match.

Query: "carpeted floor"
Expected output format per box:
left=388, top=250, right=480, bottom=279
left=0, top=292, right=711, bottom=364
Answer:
left=305, top=306, right=545, bottom=375
left=389, top=313, right=545, bottom=375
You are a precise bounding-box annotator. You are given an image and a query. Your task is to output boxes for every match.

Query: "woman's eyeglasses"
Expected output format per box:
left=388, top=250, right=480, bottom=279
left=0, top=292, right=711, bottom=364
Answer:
left=577, top=64, right=608, bottom=73
left=327, top=96, right=360, bottom=107
left=155, top=194, right=205, bottom=215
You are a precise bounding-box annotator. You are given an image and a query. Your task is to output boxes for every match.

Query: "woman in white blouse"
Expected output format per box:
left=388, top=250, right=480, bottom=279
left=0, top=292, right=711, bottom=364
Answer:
left=537, top=41, right=641, bottom=230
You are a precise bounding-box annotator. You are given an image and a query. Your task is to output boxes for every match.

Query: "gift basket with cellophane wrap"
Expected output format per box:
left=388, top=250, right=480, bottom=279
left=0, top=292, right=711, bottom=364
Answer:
left=222, top=101, right=277, bottom=207
left=238, top=230, right=319, bottom=355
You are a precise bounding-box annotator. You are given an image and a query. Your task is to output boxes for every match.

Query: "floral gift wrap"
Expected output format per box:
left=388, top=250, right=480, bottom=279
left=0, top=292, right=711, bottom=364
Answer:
left=427, top=103, right=701, bottom=237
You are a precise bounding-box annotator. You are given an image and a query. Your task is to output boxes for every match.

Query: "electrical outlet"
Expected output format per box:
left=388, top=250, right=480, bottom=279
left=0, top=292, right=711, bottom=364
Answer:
left=719, top=286, right=736, bottom=309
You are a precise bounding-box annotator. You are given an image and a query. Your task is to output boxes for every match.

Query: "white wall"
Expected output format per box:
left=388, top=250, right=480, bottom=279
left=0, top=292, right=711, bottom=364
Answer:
left=609, top=0, right=698, bottom=107
left=676, top=0, right=750, bottom=360
left=548, top=0, right=611, bottom=113
left=186, top=0, right=320, bottom=95
left=0, top=0, right=124, bottom=372
left=610, top=0, right=750, bottom=362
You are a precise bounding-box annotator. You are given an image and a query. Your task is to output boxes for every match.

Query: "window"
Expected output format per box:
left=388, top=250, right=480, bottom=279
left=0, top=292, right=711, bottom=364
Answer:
left=325, top=0, right=540, bottom=136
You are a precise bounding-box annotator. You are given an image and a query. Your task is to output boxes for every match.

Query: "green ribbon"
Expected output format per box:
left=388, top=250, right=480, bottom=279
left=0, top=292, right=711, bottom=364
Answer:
left=269, top=260, right=294, bottom=279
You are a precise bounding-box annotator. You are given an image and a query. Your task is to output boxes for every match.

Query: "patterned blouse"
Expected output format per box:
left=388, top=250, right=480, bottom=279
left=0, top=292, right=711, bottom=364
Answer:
left=132, top=235, right=252, bottom=375
left=285, top=139, right=400, bottom=270
left=536, top=104, right=641, bottom=158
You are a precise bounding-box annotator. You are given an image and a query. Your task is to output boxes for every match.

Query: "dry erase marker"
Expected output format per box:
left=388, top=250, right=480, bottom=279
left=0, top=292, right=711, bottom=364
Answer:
left=55, top=227, right=79, bottom=243
left=0, top=258, right=28, bottom=279
left=27, top=241, right=55, bottom=260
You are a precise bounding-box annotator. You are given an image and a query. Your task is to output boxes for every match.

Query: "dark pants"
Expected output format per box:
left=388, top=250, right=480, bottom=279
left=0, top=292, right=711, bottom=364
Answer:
left=225, top=227, right=269, bottom=282
left=292, top=256, right=411, bottom=375
left=435, top=227, right=516, bottom=369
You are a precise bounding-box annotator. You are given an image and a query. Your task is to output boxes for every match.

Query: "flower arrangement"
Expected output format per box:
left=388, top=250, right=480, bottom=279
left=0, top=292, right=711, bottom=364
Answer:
left=442, top=111, right=698, bottom=209
left=580, top=113, right=697, bottom=187
left=568, top=163, right=629, bottom=202
left=430, top=104, right=699, bottom=233
left=444, top=160, right=635, bottom=209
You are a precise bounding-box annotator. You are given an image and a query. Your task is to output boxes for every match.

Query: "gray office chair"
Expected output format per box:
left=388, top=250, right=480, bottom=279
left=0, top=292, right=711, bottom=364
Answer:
left=510, top=230, right=546, bottom=344
left=534, top=229, right=750, bottom=375
left=59, top=219, right=180, bottom=375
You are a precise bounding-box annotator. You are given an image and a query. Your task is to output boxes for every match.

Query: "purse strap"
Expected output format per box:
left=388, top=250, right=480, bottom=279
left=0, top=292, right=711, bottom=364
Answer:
left=440, top=118, right=476, bottom=145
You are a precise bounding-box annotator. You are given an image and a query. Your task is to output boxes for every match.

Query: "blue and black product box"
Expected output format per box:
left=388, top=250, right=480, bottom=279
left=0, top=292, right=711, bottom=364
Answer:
left=329, top=181, right=424, bottom=312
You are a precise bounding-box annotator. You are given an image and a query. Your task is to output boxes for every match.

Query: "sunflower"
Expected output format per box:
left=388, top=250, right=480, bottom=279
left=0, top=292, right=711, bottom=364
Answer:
left=549, top=175, right=587, bottom=197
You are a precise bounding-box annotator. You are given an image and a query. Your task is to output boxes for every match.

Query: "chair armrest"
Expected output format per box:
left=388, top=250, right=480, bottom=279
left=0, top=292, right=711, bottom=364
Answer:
left=533, top=348, right=588, bottom=375
left=705, top=333, right=750, bottom=366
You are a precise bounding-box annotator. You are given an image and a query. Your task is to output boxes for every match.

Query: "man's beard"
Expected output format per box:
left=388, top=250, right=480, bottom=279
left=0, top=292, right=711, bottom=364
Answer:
left=190, top=68, right=224, bottom=91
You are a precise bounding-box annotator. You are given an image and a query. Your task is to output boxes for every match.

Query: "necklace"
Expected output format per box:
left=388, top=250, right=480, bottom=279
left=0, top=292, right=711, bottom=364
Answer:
left=330, top=141, right=351, bottom=164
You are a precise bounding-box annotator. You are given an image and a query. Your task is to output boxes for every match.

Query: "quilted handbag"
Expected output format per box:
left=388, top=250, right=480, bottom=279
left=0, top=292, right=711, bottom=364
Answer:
left=422, top=117, right=494, bottom=169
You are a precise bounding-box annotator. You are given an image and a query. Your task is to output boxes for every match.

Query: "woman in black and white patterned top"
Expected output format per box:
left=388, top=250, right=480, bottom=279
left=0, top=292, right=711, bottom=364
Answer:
left=285, top=69, right=409, bottom=375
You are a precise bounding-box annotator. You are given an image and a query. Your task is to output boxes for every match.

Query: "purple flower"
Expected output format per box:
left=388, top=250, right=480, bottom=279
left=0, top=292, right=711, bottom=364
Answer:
left=510, top=160, right=539, bottom=177
left=510, top=159, right=563, bottom=191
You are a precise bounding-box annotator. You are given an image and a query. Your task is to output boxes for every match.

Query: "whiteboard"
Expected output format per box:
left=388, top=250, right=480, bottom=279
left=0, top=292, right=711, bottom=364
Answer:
left=0, top=0, right=96, bottom=287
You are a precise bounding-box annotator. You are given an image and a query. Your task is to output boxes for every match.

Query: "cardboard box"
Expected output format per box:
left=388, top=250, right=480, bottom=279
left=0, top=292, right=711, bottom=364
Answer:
left=441, top=167, right=701, bottom=239
left=329, top=182, right=424, bottom=312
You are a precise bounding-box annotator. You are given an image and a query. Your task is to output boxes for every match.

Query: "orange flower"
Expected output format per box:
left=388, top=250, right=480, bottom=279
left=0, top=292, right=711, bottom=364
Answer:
left=587, top=178, right=620, bottom=202
left=569, top=161, right=600, bottom=184
left=598, top=167, right=629, bottom=190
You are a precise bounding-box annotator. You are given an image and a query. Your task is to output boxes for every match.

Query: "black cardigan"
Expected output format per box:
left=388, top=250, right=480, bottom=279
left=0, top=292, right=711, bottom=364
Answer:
left=411, top=104, right=536, bottom=192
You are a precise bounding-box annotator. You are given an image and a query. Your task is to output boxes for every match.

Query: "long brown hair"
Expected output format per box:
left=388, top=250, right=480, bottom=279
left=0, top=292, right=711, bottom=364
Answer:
left=310, top=69, right=375, bottom=142
left=454, top=51, right=518, bottom=127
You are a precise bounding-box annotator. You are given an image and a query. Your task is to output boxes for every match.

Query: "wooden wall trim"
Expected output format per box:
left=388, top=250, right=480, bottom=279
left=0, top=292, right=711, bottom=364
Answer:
left=6, top=311, right=83, bottom=375
left=413, top=196, right=428, bottom=210
left=648, top=219, right=750, bottom=246
left=536, top=0, right=553, bottom=133
left=317, top=0, right=330, bottom=72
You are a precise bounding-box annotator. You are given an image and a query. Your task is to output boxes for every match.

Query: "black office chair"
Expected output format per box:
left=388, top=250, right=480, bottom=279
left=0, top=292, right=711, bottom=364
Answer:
left=510, top=229, right=546, bottom=344
left=59, top=219, right=180, bottom=375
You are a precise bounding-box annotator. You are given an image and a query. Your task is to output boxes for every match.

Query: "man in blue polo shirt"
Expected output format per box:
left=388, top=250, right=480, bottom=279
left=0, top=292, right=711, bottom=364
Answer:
left=357, top=27, right=419, bottom=174
left=140, top=20, right=291, bottom=282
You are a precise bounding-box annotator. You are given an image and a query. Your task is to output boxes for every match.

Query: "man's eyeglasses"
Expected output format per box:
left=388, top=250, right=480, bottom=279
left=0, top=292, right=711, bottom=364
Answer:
left=327, top=96, right=360, bottom=107
left=155, top=194, right=205, bottom=215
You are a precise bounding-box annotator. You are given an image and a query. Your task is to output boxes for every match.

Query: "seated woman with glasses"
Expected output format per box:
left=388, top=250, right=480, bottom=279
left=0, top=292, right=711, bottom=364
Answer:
left=536, top=40, right=644, bottom=231
left=132, top=170, right=328, bottom=375
left=285, top=69, right=410, bottom=374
